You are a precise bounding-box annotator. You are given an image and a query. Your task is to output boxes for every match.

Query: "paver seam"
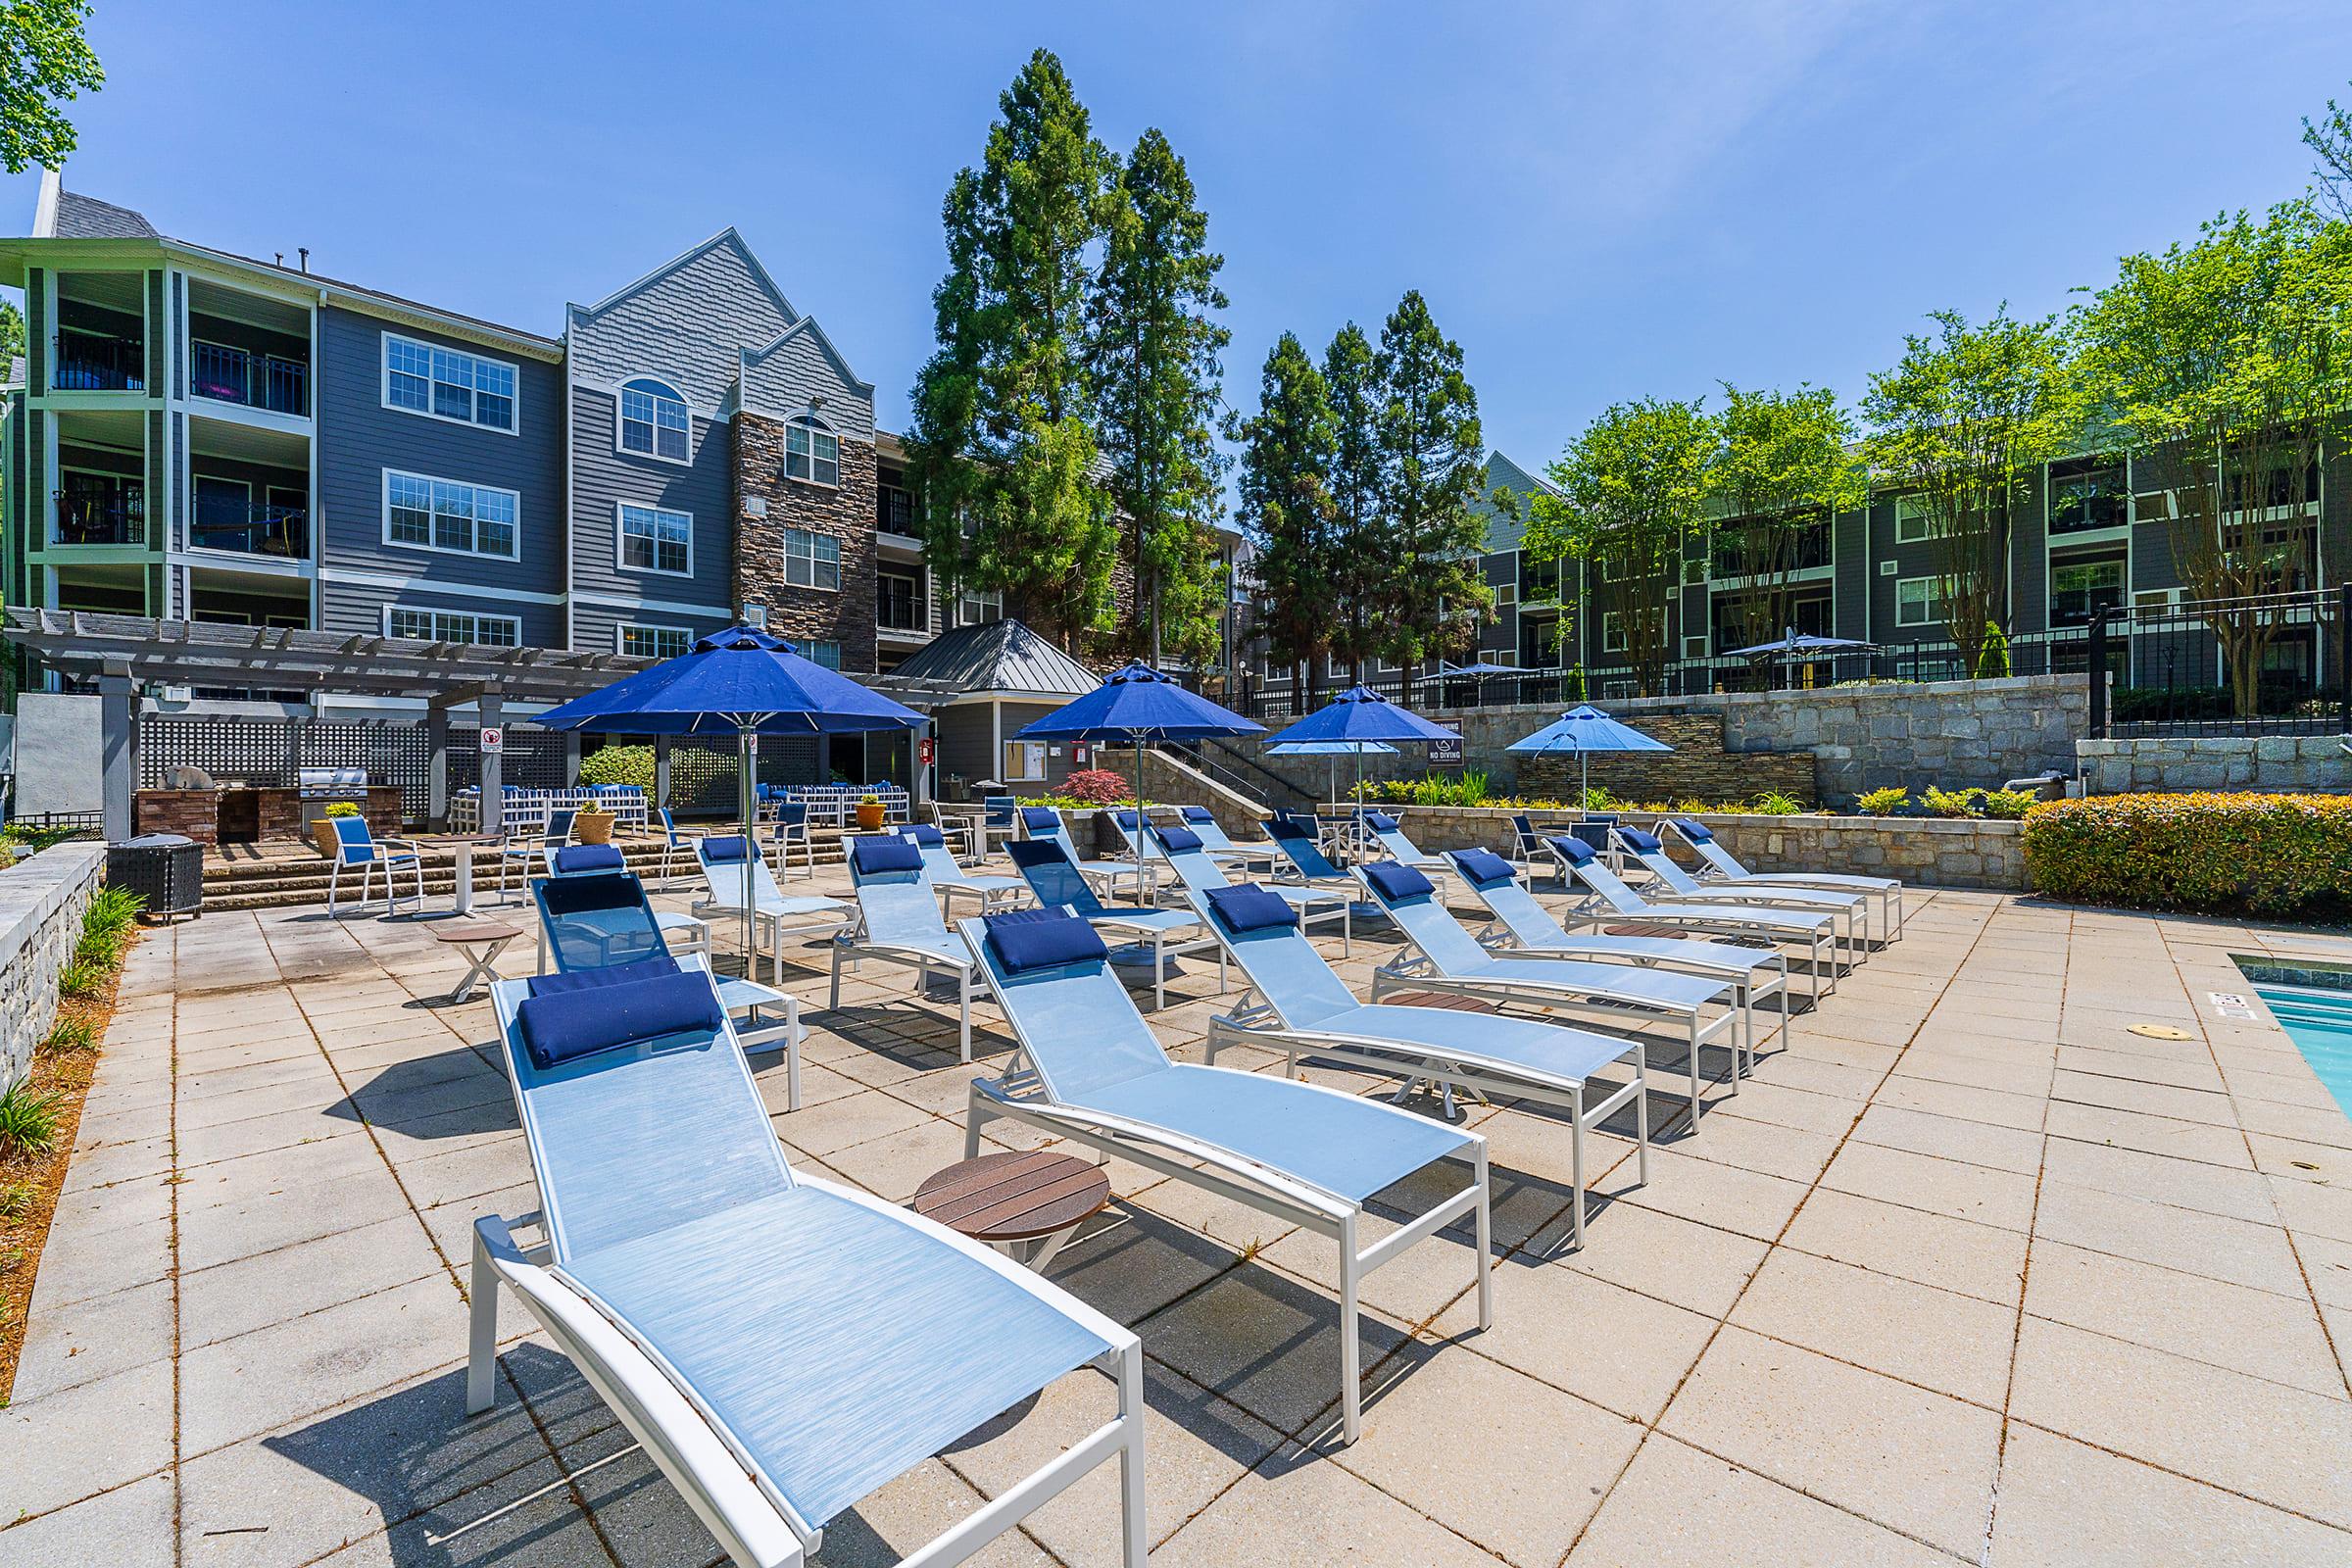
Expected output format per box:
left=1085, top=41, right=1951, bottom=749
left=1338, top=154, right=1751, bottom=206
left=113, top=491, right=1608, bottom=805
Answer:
left=166, top=921, right=186, bottom=1568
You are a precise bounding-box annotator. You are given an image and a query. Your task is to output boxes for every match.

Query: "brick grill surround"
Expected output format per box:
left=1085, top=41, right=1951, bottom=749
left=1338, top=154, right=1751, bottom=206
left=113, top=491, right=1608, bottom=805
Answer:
left=732, top=412, right=878, bottom=673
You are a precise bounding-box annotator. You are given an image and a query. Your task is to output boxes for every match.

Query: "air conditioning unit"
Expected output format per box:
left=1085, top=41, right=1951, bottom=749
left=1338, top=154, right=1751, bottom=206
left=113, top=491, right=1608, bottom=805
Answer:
left=2132, top=588, right=2180, bottom=611
left=1683, top=637, right=1708, bottom=659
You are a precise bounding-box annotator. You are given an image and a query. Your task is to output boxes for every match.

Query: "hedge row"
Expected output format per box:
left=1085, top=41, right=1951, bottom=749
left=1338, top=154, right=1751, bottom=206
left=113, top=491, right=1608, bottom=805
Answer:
left=2021, top=792, right=2352, bottom=916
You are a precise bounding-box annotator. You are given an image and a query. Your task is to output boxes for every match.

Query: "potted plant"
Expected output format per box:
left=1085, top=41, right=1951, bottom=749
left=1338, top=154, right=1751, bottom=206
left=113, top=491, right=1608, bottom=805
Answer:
left=312, top=800, right=361, bottom=859
left=574, top=804, right=617, bottom=844
left=856, top=792, right=886, bottom=831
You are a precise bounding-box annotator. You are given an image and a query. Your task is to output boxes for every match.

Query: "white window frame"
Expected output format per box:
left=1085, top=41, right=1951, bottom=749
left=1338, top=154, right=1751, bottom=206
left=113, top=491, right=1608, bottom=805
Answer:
left=783, top=416, right=841, bottom=487
left=782, top=526, right=842, bottom=592
left=617, top=376, right=692, bottom=465
left=383, top=605, right=521, bottom=646
left=1004, top=739, right=1048, bottom=782
left=802, top=638, right=844, bottom=670
left=956, top=585, right=1003, bottom=627
left=616, top=621, right=692, bottom=661
left=1599, top=610, right=1666, bottom=653
left=381, top=469, right=521, bottom=562
left=1894, top=574, right=1948, bottom=627
left=380, top=331, right=519, bottom=434
left=616, top=503, right=694, bottom=578
left=1893, top=494, right=1941, bottom=544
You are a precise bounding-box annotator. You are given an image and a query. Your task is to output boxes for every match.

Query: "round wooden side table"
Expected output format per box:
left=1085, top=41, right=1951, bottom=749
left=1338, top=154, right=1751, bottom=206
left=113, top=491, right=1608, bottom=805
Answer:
left=912, top=1150, right=1112, bottom=1270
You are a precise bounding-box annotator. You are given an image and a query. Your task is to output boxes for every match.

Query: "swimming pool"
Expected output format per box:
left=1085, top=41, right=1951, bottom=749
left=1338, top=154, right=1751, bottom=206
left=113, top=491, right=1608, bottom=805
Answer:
left=2238, top=961, right=2352, bottom=1118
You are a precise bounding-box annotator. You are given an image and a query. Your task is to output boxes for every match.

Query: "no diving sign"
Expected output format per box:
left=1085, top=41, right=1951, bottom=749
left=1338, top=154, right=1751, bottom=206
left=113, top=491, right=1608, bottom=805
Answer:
left=479, top=727, right=503, bottom=755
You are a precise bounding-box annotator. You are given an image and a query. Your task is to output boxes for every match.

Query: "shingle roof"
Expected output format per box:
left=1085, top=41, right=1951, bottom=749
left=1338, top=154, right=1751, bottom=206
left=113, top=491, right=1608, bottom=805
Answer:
left=53, top=188, right=158, bottom=239
left=883, top=619, right=1100, bottom=700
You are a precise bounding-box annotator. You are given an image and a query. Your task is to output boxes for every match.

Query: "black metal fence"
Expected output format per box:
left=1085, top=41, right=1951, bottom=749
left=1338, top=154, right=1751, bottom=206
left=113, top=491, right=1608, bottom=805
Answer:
left=2085, top=585, right=2350, bottom=738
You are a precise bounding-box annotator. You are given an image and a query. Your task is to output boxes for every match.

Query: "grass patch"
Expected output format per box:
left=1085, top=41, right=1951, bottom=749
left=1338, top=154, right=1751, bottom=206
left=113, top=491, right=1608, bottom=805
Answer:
left=38, top=1018, right=97, bottom=1057
left=0, top=1085, right=63, bottom=1159
left=0, top=1185, right=30, bottom=1221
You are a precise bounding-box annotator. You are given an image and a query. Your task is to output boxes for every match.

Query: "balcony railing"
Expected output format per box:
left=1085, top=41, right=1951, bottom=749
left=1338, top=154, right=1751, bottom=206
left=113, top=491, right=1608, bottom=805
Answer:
left=190, top=341, right=310, bottom=416
left=190, top=502, right=308, bottom=559
left=52, top=331, right=145, bottom=392
left=53, top=492, right=143, bottom=546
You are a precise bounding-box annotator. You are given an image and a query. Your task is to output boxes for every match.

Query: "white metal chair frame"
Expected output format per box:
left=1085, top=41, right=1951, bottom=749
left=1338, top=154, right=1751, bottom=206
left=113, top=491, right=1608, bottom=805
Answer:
left=325, top=817, right=425, bottom=916
left=1652, top=816, right=1905, bottom=947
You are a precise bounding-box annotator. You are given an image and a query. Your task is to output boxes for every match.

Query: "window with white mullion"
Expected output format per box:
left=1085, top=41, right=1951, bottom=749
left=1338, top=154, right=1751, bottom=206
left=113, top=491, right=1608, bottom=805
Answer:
left=619, top=504, right=692, bottom=575
left=388, top=607, right=519, bottom=646
left=382, top=468, right=519, bottom=560
left=618, top=377, right=691, bottom=463
left=382, top=332, right=516, bottom=432
left=784, top=418, right=840, bottom=486
left=782, top=527, right=841, bottom=591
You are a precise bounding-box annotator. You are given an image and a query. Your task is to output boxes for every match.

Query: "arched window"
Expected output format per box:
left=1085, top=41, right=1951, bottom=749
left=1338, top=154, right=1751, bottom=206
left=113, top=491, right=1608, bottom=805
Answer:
left=784, top=414, right=840, bottom=487
left=618, top=376, right=690, bottom=463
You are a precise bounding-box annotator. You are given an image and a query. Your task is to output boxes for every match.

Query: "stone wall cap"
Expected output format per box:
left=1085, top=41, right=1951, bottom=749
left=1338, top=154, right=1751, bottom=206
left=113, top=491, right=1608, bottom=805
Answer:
left=0, top=842, right=106, bottom=967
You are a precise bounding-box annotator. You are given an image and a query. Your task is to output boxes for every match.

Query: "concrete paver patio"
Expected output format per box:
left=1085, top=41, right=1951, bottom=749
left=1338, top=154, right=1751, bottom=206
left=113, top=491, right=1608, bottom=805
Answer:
left=3, top=862, right=2350, bottom=1566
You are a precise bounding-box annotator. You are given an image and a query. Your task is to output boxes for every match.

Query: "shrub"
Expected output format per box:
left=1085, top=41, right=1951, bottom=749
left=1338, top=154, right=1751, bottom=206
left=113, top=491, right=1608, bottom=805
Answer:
left=1856, top=786, right=1910, bottom=815
left=578, top=744, right=656, bottom=793
left=1975, top=620, right=2011, bottom=679
left=1059, top=769, right=1134, bottom=807
left=2022, top=793, right=2352, bottom=915
left=1921, top=785, right=1982, bottom=818
left=1979, top=788, right=2037, bottom=821
left=40, top=1017, right=97, bottom=1056
left=321, top=801, right=361, bottom=818
left=1751, top=791, right=1803, bottom=815
left=0, top=842, right=13, bottom=872
left=85, top=887, right=144, bottom=936
left=1563, top=664, right=1589, bottom=702
left=58, top=959, right=105, bottom=999
left=0, top=1082, right=63, bottom=1157
left=74, top=931, right=122, bottom=971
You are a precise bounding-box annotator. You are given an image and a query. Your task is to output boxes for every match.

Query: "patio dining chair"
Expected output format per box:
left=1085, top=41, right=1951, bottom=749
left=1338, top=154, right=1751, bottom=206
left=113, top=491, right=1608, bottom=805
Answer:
left=325, top=814, right=424, bottom=916
left=491, top=807, right=575, bottom=904
left=655, top=808, right=703, bottom=887
left=468, top=958, right=1146, bottom=1568
left=768, top=801, right=814, bottom=879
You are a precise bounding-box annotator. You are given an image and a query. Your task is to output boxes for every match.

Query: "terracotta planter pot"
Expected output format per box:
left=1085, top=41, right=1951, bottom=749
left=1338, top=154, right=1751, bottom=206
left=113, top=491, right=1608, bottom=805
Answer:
left=856, top=801, right=886, bottom=831
left=311, top=818, right=344, bottom=859
left=574, top=809, right=617, bottom=845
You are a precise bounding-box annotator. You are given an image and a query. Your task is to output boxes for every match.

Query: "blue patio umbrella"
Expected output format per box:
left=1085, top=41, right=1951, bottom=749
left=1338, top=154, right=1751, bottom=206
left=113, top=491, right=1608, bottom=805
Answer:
left=1016, top=662, right=1264, bottom=812
left=1720, top=627, right=1878, bottom=661
left=1506, top=704, right=1675, bottom=802
left=532, top=624, right=922, bottom=959
left=1266, top=684, right=1459, bottom=805
left=1266, top=738, right=1398, bottom=807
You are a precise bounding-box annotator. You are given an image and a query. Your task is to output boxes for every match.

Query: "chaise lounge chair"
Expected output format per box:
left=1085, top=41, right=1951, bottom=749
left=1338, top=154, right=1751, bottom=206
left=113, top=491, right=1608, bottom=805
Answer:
left=694, top=836, right=856, bottom=982
left=956, top=905, right=1492, bottom=1444
left=1549, top=834, right=1845, bottom=998
left=468, top=957, right=1147, bottom=1568
left=835, top=834, right=984, bottom=1061
left=1169, top=805, right=1280, bottom=872
left=1612, top=828, right=1866, bottom=954
left=1658, top=817, right=1903, bottom=944
left=1005, top=839, right=1222, bottom=1008
left=1148, top=822, right=1352, bottom=955
left=897, top=822, right=1029, bottom=920
left=1018, top=806, right=1152, bottom=900
left=1189, top=882, right=1647, bottom=1250
left=1351, top=861, right=1747, bottom=1124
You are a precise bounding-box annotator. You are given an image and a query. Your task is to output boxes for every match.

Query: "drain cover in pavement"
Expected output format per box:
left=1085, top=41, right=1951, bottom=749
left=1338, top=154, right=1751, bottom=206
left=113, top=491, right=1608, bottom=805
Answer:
left=2128, top=1023, right=2195, bottom=1040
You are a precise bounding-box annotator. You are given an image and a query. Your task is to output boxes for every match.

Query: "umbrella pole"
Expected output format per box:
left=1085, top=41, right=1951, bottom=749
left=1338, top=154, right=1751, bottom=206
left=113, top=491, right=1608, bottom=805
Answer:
left=1580, top=749, right=1590, bottom=808
left=739, top=723, right=757, bottom=979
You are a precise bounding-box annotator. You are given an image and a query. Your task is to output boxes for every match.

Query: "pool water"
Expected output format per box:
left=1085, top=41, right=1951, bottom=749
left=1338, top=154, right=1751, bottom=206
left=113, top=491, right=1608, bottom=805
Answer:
left=2248, top=980, right=2352, bottom=1119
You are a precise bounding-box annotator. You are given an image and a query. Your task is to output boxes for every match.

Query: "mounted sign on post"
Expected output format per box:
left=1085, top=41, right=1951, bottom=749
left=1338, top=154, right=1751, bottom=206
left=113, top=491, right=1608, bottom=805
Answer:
left=479, top=726, right=503, bottom=755
left=1427, top=725, right=1464, bottom=767
left=918, top=737, right=935, bottom=767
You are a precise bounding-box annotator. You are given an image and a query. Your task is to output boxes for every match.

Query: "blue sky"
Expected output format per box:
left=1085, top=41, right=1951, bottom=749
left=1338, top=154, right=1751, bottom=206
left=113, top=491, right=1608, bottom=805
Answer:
left=17, top=1, right=2352, bottom=472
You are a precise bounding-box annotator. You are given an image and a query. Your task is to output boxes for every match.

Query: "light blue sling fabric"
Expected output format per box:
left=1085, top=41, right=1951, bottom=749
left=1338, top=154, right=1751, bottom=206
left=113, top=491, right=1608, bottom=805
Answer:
left=496, top=977, right=1109, bottom=1531
left=851, top=862, right=971, bottom=964
left=1688, top=833, right=1895, bottom=892
left=905, top=836, right=1027, bottom=899
left=1631, top=844, right=1862, bottom=912
left=1154, top=833, right=1331, bottom=913
left=974, top=920, right=1470, bottom=1199
left=1470, top=875, right=1771, bottom=974
left=1189, top=893, right=1365, bottom=1028
left=536, top=872, right=669, bottom=972
left=1571, top=851, right=1828, bottom=933
left=1371, top=880, right=1729, bottom=1010
left=1010, top=847, right=1200, bottom=936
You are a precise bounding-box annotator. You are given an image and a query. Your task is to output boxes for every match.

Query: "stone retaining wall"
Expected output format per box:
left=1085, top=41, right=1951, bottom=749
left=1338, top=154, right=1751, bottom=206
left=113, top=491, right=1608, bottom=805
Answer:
left=0, top=843, right=106, bottom=1090
left=2076, top=734, right=2352, bottom=796
left=1384, top=805, right=2028, bottom=891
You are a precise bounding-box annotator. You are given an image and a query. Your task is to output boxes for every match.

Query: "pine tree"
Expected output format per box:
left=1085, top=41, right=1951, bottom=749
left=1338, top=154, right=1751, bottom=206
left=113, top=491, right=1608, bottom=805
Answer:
left=1322, top=322, right=1385, bottom=686
left=1374, top=291, right=1490, bottom=705
left=1975, top=619, right=2012, bottom=679
left=1090, top=128, right=1230, bottom=666
left=1234, top=333, right=1339, bottom=703
left=906, top=49, right=1119, bottom=648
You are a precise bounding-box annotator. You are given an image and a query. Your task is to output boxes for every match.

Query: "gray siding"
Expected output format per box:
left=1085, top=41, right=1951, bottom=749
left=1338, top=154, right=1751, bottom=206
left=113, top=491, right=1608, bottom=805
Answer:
left=566, top=233, right=793, bottom=411
left=567, top=384, right=734, bottom=611
left=739, top=323, right=873, bottom=432
left=314, top=306, right=565, bottom=633
left=320, top=579, right=563, bottom=648
left=569, top=598, right=735, bottom=658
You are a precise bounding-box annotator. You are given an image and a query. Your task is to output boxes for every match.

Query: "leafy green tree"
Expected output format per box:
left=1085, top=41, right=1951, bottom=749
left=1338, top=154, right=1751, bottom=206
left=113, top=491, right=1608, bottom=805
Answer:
left=0, top=0, right=101, bottom=175
left=1321, top=322, right=1386, bottom=683
left=2071, top=202, right=2352, bottom=713
left=1975, top=620, right=2011, bottom=678
left=0, top=300, right=23, bottom=368
left=1705, top=382, right=1863, bottom=649
left=1860, top=307, right=2072, bottom=658
left=1373, top=290, right=1489, bottom=703
left=1530, top=396, right=1712, bottom=697
left=906, top=49, right=1118, bottom=647
left=1090, top=127, right=1229, bottom=666
left=1234, top=332, right=1339, bottom=702
left=2304, top=85, right=2352, bottom=220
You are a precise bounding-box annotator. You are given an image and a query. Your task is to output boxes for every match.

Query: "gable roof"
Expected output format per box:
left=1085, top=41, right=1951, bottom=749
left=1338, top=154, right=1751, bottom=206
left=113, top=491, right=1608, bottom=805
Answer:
left=742, top=314, right=875, bottom=402
left=50, top=187, right=157, bottom=240
left=572, top=226, right=797, bottom=326
left=881, top=619, right=1100, bottom=703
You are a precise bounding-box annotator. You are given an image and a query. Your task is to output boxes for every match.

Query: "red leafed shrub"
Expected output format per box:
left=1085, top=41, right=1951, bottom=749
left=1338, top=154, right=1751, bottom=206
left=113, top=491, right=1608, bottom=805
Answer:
left=1060, top=769, right=1134, bottom=806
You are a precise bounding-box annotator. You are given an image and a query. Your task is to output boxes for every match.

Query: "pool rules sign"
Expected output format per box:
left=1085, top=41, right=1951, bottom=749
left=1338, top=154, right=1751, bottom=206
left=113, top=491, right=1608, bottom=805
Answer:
left=479, top=726, right=504, bottom=755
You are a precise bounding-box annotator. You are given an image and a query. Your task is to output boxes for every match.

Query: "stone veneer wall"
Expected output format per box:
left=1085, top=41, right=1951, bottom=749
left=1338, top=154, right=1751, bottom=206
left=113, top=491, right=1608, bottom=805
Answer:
left=0, top=843, right=105, bottom=1090
left=2076, top=735, right=2352, bottom=796
left=1383, top=805, right=2028, bottom=891
left=732, top=411, right=880, bottom=672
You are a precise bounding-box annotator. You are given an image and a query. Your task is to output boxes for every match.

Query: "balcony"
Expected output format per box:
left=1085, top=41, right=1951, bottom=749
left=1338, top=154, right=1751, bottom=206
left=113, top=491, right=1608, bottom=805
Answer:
left=52, top=329, right=145, bottom=393
left=191, top=340, right=310, bottom=417
left=53, top=491, right=143, bottom=546
left=877, top=572, right=927, bottom=633
left=190, top=499, right=308, bottom=560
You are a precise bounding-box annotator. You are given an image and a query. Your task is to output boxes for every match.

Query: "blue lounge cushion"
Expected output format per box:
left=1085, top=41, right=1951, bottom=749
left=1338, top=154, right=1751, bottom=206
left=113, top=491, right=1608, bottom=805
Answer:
left=983, top=909, right=1109, bottom=975
left=527, top=956, right=679, bottom=997
left=1618, top=828, right=1664, bottom=854
left=538, top=870, right=641, bottom=918
left=1448, top=848, right=1518, bottom=888
left=515, top=963, right=721, bottom=1071
left=1021, top=807, right=1062, bottom=833
left=851, top=835, right=923, bottom=876
left=1364, top=811, right=1400, bottom=833
left=1004, top=839, right=1070, bottom=870
left=1113, top=809, right=1140, bottom=829
left=1180, top=806, right=1214, bottom=823
left=1546, top=834, right=1595, bottom=864
left=703, top=835, right=751, bottom=863
left=1154, top=826, right=1203, bottom=854
left=1204, top=884, right=1298, bottom=933
left=1361, top=860, right=1436, bottom=905
left=902, top=823, right=946, bottom=847
left=1677, top=817, right=1714, bottom=843
left=552, top=843, right=625, bottom=875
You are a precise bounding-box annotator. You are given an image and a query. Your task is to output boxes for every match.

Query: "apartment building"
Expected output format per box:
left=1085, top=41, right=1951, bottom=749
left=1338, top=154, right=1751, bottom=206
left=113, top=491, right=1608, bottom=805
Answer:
left=0, top=172, right=982, bottom=712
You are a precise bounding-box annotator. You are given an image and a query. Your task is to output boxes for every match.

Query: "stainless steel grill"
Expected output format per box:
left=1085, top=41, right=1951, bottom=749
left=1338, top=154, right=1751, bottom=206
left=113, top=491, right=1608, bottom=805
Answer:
left=296, top=766, right=368, bottom=799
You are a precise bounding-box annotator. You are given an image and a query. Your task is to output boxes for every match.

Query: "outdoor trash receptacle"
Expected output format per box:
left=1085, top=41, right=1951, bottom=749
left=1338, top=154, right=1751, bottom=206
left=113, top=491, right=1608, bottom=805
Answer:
left=107, top=833, right=204, bottom=921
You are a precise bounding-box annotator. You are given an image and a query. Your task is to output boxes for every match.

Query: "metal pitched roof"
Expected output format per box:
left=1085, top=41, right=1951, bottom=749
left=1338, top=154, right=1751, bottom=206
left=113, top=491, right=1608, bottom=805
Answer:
left=877, top=619, right=1100, bottom=702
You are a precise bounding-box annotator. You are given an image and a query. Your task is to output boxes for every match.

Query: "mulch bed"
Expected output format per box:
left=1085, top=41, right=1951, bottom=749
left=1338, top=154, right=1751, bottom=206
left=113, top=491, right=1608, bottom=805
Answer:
left=0, top=934, right=141, bottom=1405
